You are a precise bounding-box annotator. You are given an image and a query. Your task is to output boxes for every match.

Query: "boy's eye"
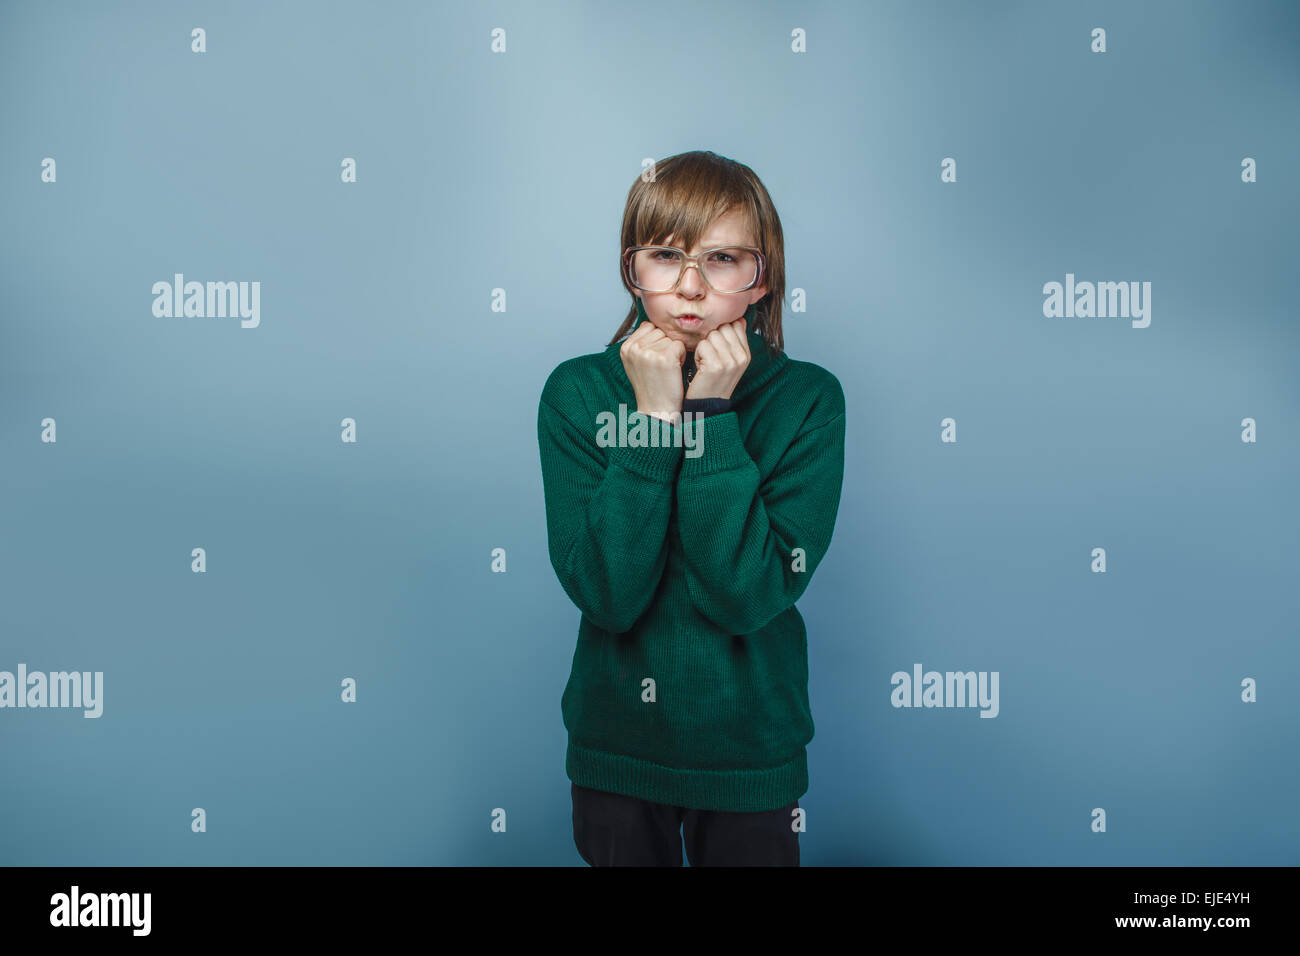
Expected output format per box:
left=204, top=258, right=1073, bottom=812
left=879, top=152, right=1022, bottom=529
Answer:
left=650, top=250, right=681, bottom=261
left=709, top=251, right=736, bottom=264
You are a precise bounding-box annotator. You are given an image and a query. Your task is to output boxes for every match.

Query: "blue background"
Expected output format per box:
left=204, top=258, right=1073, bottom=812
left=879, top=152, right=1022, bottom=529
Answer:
left=2, top=0, right=1297, bottom=865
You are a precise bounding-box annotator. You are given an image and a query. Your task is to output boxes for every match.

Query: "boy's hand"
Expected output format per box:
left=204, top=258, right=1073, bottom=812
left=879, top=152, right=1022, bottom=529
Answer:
left=686, top=318, right=750, bottom=401
left=620, top=318, right=685, bottom=423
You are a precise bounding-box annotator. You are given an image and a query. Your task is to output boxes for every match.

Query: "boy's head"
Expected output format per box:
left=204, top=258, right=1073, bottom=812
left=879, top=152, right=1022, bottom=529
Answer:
left=610, top=151, right=786, bottom=354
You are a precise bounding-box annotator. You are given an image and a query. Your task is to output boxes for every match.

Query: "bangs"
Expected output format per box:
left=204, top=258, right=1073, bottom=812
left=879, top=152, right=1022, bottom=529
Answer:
left=631, top=175, right=760, bottom=252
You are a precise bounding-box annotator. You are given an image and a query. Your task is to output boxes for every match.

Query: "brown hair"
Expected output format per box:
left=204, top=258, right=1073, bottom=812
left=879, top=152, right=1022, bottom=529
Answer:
left=607, top=150, right=786, bottom=355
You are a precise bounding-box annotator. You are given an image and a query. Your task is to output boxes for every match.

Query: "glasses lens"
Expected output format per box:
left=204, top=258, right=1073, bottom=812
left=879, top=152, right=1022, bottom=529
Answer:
left=630, top=248, right=683, bottom=292
left=629, top=247, right=758, bottom=293
left=701, top=247, right=759, bottom=293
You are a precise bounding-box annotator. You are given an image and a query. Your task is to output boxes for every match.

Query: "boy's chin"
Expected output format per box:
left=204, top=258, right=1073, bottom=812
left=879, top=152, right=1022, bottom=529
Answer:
left=657, top=325, right=701, bottom=346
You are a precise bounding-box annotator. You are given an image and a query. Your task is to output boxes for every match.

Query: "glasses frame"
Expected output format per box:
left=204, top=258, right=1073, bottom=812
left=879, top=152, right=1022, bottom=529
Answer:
left=622, top=245, right=766, bottom=294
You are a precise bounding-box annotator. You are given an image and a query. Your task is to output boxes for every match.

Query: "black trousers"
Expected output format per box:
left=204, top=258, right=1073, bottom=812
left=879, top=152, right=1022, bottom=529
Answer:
left=571, top=782, right=800, bottom=866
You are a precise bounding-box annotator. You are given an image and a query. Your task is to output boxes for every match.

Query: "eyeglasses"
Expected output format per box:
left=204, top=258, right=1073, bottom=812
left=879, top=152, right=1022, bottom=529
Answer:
left=623, top=245, right=764, bottom=294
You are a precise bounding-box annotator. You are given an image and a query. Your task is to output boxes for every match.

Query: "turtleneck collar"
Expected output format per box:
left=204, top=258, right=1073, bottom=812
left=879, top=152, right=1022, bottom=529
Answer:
left=606, top=297, right=787, bottom=402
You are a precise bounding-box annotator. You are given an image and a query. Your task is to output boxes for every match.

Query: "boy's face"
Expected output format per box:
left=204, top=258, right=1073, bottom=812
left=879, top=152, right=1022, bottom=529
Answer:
left=634, top=207, right=768, bottom=351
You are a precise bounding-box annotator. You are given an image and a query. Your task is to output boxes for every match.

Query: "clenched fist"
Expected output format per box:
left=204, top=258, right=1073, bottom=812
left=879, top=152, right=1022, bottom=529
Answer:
left=685, top=318, right=750, bottom=401
left=620, top=319, right=686, bottom=423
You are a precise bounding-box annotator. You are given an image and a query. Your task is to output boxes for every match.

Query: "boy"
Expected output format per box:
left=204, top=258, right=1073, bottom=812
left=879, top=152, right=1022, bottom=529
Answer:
left=537, top=150, right=846, bottom=865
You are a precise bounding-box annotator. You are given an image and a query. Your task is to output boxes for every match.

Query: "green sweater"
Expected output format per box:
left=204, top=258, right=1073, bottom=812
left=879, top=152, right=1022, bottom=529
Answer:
left=537, top=303, right=846, bottom=812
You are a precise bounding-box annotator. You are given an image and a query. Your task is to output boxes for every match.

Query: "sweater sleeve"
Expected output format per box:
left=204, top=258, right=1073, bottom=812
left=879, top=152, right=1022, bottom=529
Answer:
left=538, top=388, right=684, bottom=634
left=674, top=397, right=846, bottom=635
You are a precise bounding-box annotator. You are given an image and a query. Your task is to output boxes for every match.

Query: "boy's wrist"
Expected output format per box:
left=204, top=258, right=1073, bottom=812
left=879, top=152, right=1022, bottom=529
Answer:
left=640, top=409, right=683, bottom=426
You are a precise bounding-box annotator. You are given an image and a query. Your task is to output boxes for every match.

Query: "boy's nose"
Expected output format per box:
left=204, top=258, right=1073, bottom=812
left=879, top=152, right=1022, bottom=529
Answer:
left=678, top=262, right=706, bottom=293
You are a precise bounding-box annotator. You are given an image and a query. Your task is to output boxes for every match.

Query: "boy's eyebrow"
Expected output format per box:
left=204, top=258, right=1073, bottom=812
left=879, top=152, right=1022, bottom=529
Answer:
left=669, top=238, right=746, bottom=249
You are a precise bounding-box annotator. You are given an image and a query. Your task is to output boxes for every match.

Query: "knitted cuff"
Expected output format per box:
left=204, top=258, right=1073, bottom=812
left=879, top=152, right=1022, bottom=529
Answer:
left=679, top=410, right=750, bottom=475
left=606, top=412, right=685, bottom=481
left=681, top=396, right=732, bottom=418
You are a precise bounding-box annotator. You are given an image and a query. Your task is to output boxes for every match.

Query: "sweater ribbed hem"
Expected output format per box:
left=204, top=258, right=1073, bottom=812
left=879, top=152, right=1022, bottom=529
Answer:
left=567, top=740, right=807, bottom=813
